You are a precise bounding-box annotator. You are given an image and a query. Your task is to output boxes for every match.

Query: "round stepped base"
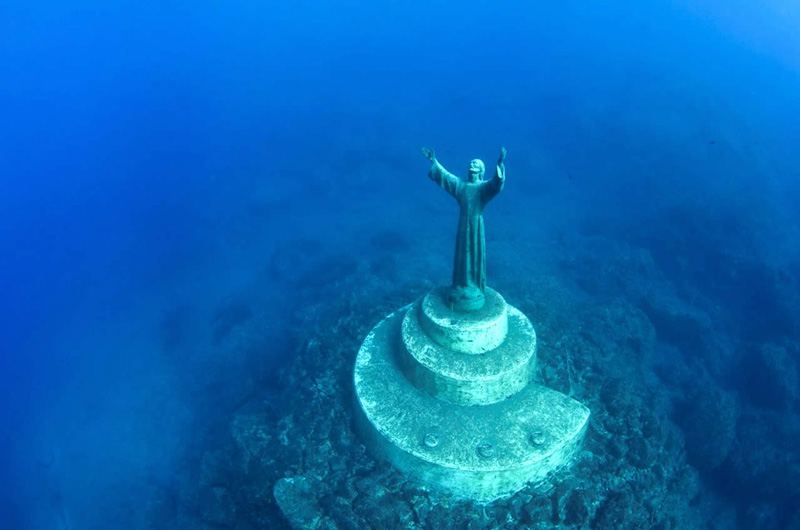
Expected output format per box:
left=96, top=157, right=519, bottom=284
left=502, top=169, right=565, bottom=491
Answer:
left=402, top=301, right=537, bottom=405
left=420, top=288, right=508, bottom=354
left=354, top=308, right=590, bottom=501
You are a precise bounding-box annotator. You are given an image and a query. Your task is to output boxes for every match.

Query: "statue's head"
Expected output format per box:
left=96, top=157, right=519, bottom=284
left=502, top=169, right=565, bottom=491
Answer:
left=468, top=159, right=485, bottom=182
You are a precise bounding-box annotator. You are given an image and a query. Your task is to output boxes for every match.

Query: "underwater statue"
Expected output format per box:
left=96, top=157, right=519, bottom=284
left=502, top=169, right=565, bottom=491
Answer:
left=354, top=147, right=588, bottom=500
left=422, top=146, right=506, bottom=312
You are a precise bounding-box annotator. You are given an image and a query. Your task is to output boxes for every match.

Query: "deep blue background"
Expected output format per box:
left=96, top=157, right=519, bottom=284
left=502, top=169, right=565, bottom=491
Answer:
left=1, top=1, right=799, bottom=528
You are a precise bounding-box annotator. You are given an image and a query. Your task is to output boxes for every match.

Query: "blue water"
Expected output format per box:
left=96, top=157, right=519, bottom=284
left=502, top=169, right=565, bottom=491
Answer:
left=1, top=1, right=799, bottom=528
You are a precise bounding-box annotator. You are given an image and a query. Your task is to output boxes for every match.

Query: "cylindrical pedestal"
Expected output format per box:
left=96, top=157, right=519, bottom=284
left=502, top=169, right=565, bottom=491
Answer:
left=419, top=287, right=509, bottom=354
left=402, top=291, right=536, bottom=406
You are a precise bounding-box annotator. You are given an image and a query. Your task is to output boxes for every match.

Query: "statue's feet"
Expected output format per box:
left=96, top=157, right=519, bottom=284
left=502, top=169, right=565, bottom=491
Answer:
left=446, top=285, right=485, bottom=313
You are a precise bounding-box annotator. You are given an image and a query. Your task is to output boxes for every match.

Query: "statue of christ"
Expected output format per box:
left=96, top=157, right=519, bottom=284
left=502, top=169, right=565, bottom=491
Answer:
left=423, top=147, right=506, bottom=312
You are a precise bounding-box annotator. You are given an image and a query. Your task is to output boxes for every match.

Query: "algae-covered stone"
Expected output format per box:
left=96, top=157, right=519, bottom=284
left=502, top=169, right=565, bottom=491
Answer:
left=198, top=485, right=236, bottom=526
left=273, top=476, right=323, bottom=530
left=677, top=386, right=737, bottom=471
left=742, top=343, right=799, bottom=411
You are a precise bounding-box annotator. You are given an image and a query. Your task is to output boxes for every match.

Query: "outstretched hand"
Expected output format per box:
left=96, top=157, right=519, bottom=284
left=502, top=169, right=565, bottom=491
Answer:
left=498, top=147, right=506, bottom=166
left=422, top=147, right=436, bottom=163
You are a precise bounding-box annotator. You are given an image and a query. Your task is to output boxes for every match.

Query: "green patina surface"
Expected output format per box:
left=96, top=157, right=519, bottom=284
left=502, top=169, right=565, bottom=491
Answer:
left=423, top=147, right=506, bottom=313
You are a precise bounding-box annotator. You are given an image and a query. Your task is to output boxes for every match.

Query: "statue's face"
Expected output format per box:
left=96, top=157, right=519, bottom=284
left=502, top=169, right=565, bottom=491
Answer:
left=468, top=159, right=485, bottom=182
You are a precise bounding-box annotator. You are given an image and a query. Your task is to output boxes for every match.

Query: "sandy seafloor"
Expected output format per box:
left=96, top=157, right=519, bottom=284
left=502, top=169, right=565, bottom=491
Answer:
left=67, top=159, right=795, bottom=530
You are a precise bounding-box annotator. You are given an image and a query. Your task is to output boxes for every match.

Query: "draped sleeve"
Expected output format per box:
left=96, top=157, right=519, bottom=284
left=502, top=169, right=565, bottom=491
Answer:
left=480, top=163, right=505, bottom=205
left=428, top=161, right=464, bottom=200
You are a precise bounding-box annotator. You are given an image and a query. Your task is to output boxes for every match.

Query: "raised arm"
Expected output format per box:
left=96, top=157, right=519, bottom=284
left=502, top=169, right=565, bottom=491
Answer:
left=481, top=147, right=506, bottom=204
left=423, top=147, right=462, bottom=199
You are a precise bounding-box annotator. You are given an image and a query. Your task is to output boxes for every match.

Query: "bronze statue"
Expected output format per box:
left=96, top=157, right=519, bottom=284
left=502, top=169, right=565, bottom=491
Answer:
left=423, top=147, right=506, bottom=312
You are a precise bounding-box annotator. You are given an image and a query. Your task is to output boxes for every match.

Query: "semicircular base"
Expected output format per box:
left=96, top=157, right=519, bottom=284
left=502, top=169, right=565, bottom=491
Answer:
left=354, top=308, right=590, bottom=501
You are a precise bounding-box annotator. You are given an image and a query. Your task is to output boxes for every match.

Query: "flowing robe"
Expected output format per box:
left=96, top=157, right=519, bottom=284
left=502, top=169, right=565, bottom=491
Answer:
left=428, top=161, right=505, bottom=299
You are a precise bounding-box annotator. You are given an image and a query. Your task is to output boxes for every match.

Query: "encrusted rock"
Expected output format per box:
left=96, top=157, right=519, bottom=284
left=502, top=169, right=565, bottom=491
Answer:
left=677, top=386, right=737, bottom=471
left=273, top=476, right=324, bottom=530
left=563, top=489, right=590, bottom=526
left=198, top=486, right=236, bottom=526
left=741, top=343, right=799, bottom=412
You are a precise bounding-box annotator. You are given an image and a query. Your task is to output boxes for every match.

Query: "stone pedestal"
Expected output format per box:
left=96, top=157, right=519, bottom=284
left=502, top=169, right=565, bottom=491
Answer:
left=353, top=288, right=590, bottom=501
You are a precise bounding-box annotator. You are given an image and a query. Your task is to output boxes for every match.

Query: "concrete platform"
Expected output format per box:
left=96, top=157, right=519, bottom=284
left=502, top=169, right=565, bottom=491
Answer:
left=401, top=301, right=537, bottom=405
left=420, top=288, right=508, bottom=354
left=354, top=306, right=590, bottom=501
